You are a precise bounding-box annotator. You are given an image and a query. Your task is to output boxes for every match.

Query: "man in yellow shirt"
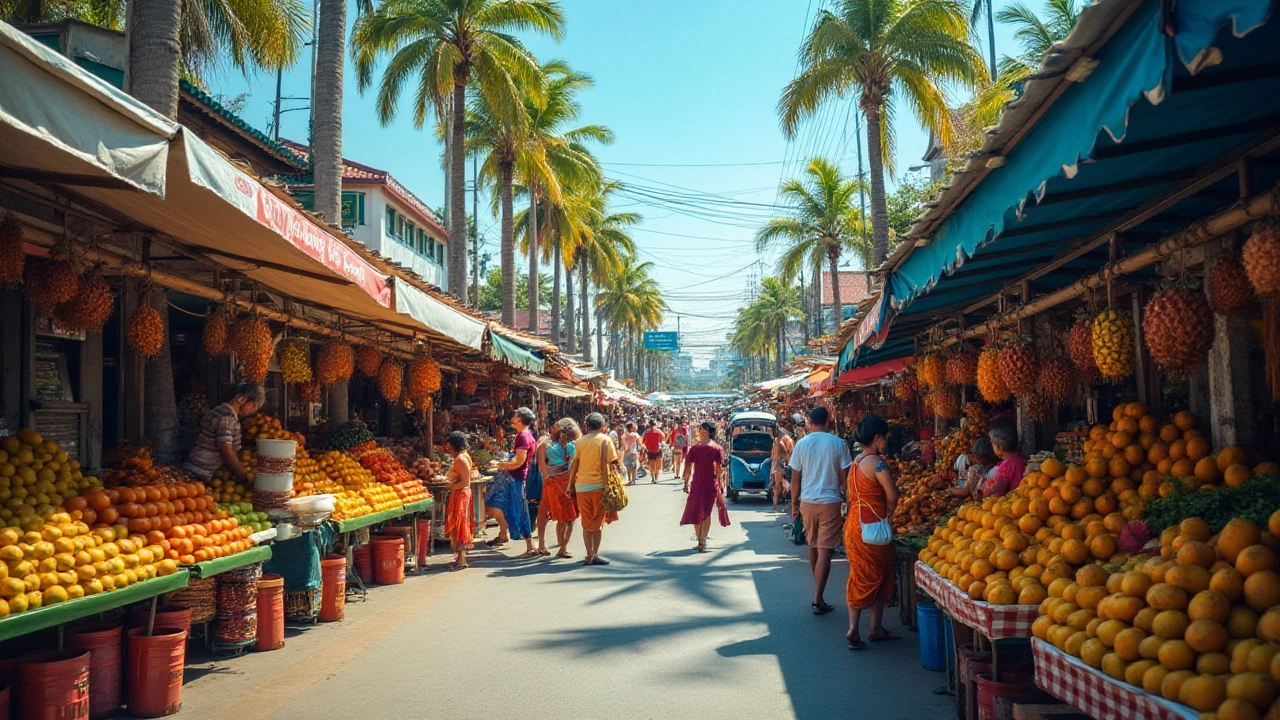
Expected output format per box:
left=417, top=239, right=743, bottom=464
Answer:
left=568, top=412, right=620, bottom=566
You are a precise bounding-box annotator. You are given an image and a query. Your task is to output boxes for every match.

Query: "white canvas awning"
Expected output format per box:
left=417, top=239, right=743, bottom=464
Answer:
left=393, top=279, right=486, bottom=350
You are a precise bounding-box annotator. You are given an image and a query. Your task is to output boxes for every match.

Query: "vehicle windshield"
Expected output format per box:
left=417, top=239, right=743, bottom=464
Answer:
left=732, top=432, right=773, bottom=455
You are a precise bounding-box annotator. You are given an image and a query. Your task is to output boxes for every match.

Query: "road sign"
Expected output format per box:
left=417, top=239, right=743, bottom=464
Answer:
left=643, top=331, right=679, bottom=352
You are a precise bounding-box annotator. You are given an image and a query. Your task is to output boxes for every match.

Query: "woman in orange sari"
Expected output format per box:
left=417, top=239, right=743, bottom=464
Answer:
left=441, top=432, right=476, bottom=570
left=845, top=414, right=901, bottom=650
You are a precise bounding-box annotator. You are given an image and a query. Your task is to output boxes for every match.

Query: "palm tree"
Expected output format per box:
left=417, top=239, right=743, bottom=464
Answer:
left=595, top=253, right=664, bottom=379
left=579, top=182, right=638, bottom=362
left=970, top=0, right=997, bottom=79
left=779, top=0, right=987, bottom=267
left=755, top=156, right=868, bottom=336
left=734, top=277, right=804, bottom=376
left=352, top=0, right=565, bottom=298
left=513, top=174, right=594, bottom=345
left=514, top=61, right=611, bottom=333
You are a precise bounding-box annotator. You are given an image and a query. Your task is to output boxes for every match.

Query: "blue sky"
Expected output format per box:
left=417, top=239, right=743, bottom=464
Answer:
left=206, top=0, right=1025, bottom=366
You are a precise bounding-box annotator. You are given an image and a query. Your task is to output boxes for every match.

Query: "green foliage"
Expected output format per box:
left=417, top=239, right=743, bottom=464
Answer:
left=477, top=267, right=553, bottom=312
left=886, top=175, right=944, bottom=240
left=1143, top=476, right=1280, bottom=534
left=757, top=156, right=871, bottom=276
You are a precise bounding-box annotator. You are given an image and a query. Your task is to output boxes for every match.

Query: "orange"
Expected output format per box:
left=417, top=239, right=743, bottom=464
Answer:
left=1121, top=572, right=1152, bottom=598
left=1170, top=439, right=1188, bottom=460
left=1237, top=545, right=1279, bottom=577
left=1101, top=652, right=1128, bottom=680
left=1197, top=652, right=1231, bottom=675
left=1194, top=457, right=1221, bottom=484
left=1134, top=606, right=1159, bottom=632
left=1118, top=416, right=1140, bottom=434
left=1096, top=618, right=1130, bottom=647
left=1170, top=459, right=1195, bottom=478
left=1220, top=519, right=1264, bottom=563
left=1019, top=584, right=1048, bottom=605
left=1212, top=567, right=1247, bottom=602
left=1167, top=564, right=1212, bottom=593
left=1076, top=585, right=1108, bottom=611
left=1148, top=583, right=1190, bottom=611
left=1148, top=442, right=1170, bottom=465
left=1218, top=446, right=1248, bottom=471
left=1123, top=444, right=1146, bottom=467
left=1140, top=633, right=1166, bottom=660
left=1178, top=673, right=1226, bottom=712
left=1153, top=610, right=1191, bottom=639
left=1224, top=464, right=1254, bottom=488
left=1185, top=619, right=1229, bottom=653
left=1161, top=669, right=1196, bottom=701
left=1112, top=431, right=1135, bottom=450
left=1113, top=627, right=1146, bottom=661
left=1080, top=637, right=1107, bottom=668
left=1125, top=659, right=1159, bottom=688
left=1226, top=606, right=1259, bottom=639
left=1258, top=607, right=1280, bottom=642
left=1216, top=698, right=1263, bottom=720
left=1248, top=644, right=1280, bottom=673
left=1143, top=664, right=1171, bottom=695
left=1041, top=458, right=1065, bottom=478
left=1174, top=410, right=1197, bottom=431
left=1229, top=672, right=1279, bottom=712
left=1109, top=458, right=1132, bottom=479
left=1158, top=640, right=1197, bottom=671
left=1186, top=437, right=1211, bottom=462
left=1188, top=590, right=1232, bottom=623
left=1089, top=534, right=1116, bottom=561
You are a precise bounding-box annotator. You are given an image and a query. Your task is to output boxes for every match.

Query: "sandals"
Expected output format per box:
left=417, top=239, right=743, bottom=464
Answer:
left=517, top=551, right=539, bottom=559
left=535, top=549, right=552, bottom=557
left=556, top=551, right=573, bottom=559
left=586, top=556, right=611, bottom=566
left=811, top=601, right=835, bottom=615
left=447, top=562, right=469, bottom=572
left=847, top=632, right=866, bottom=651
left=869, top=629, right=903, bottom=642
left=487, top=538, right=508, bottom=548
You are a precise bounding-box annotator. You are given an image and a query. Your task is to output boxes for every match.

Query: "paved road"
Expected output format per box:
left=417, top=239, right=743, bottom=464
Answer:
left=179, top=472, right=952, bottom=720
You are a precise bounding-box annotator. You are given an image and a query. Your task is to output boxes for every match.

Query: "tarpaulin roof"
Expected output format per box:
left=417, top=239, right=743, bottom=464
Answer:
left=843, top=0, right=1280, bottom=370
left=392, top=278, right=486, bottom=350
left=513, top=374, right=592, bottom=399
left=806, top=367, right=832, bottom=395
left=834, top=357, right=913, bottom=389
left=489, top=332, right=545, bottom=373
left=753, top=373, right=810, bottom=394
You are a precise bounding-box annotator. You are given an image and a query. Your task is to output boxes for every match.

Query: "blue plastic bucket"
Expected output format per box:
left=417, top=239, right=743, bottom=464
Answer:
left=917, top=600, right=947, bottom=672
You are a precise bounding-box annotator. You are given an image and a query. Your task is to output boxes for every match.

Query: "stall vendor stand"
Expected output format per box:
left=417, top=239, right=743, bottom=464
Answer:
left=914, top=563, right=1038, bottom=678
left=0, top=571, right=190, bottom=645
left=327, top=497, right=434, bottom=596
left=427, top=475, right=490, bottom=544
left=1032, top=639, right=1197, bottom=720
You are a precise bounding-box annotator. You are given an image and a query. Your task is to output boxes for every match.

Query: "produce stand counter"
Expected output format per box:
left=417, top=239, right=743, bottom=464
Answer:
left=0, top=570, right=191, bottom=644
left=427, top=476, right=490, bottom=543
left=1032, top=638, right=1197, bottom=720
left=189, top=546, right=274, bottom=579
left=329, top=497, right=436, bottom=596
left=914, top=563, right=1038, bottom=678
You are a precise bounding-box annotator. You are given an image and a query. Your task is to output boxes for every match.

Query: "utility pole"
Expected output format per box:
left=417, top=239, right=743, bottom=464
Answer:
left=272, top=68, right=282, bottom=141
left=855, top=110, right=868, bottom=255
left=472, top=154, right=479, bottom=306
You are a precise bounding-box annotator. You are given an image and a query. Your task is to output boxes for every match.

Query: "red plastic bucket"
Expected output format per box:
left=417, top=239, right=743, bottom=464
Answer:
left=958, top=644, right=992, bottom=720
left=975, top=672, right=1036, bottom=720
left=129, top=606, right=193, bottom=631
left=126, top=627, right=187, bottom=718
left=416, top=518, right=432, bottom=566
left=18, top=650, right=90, bottom=720
left=372, top=537, right=405, bottom=585
left=319, top=556, right=346, bottom=622
left=256, top=575, right=285, bottom=652
left=65, top=623, right=123, bottom=719
left=0, top=684, right=9, bottom=720
left=352, top=544, right=374, bottom=585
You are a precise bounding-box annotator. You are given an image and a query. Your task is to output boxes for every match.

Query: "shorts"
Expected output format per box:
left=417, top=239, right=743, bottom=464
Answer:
left=623, top=453, right=639, bottom=469
left=577, top=489, right=616, bottom=532
left=800, top=502, right=844, bottom=550
left=647, top=451, right=662, bottom=460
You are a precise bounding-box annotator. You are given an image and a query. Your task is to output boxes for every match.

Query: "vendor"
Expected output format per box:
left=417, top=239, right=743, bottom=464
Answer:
left=182, top=382, right=265, bottom=482
left=951, top=436, right=996, bottom=499
left=974, top=422, right=1026, bottom=500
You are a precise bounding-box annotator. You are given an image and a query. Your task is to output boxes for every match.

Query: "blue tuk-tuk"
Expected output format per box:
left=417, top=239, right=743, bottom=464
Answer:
left=725, top=410, right=777, bottom=502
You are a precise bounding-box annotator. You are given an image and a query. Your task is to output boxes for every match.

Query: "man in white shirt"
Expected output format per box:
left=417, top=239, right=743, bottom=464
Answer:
left=789, top=406, right=853, bottom=615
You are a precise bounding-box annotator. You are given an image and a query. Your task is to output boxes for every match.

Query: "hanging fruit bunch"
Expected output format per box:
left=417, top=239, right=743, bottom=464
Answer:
left=298, top=380, right=322, bottom=402
left=232, top=316, right=273, bottom=383
left=1022, top=391, right=1052, bottom=421
left=1037, top=356, right=1077, bottom=406
left=976, top=346, right=1009, bottom=402
left=1207, top=254, right=1256, bottom=316
left=893, top=369, right=918, bottom=403
left=927, top=386, right=960, bottom=420
left=1091, top=308, right=1136, bottom=378
left=203, top=308, right=230, bottom=356
left=945, top=350, right=978, bottom=387
left=460, top=372, right=479, bottom=396
left=25, top=255, right=80, bottom=314
left=492, top=382, right=510, bottom=403
left=356, top=345, right=382, bottom=377
left=278, top=339, right=312, bottom=384
left=0, top=213, right=25, bottom=287
left=1243, top=222, right=1280, bottom=399
left=491, top=364, right=512, bottom=403
left=1142, top=285, right=1214, bottom=371
left=316, top=340, right=355, bottom=385
left=406, top=357, right=441, bottom=401
left=1066, top=316, right=1099, bottom=380
left=917, top=353, right=946, bottom=389
left=998, top=339, right=1039, bottom=396
left=52, top=269, right=115, bottom=332
left=378, top=360, right=403, bottom=402
left=127, top=292, right=165, bottom=359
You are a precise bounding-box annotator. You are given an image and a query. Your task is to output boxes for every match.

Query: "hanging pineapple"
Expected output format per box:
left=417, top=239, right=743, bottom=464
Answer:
left=893, top=369, right=918, bottom=403
left=928, top=386, right=960, bottom=420
left=945, top=351, right=978, bottom=387
left=1067, top=316, right=1099, bottom=380
left=316, top=340, right=355, bottom=385
left=241, top=354, right=270, bottom=383
left=998, top=339, right=1039, bottom=396
left=202, top=309, right=230, bottom=356
left=1142, top=286, right=1214, bottom=372
left=0, top=214, right=24, bottom=288
left=1243, top=223, right=1280, bottom=399
left=1023, top=391, right=1052, bottom=421
left=406, top=357, right=441, bottom=400
left=127, top=294, right=165, bottom=359
left=1091, top=308, right=1136, bottom=379
left=1207, top=254, right=1256, bottom=316
left=379, top=360, right=404, bottom=402
left=278, top=339, right=313, bottom=384
left=1038, top=356, right=1077, bottom=406
left=25, top=257, right=80, bottom=314
left=298, top=380, right=322, bottom=402
left=52, top=270, right=114, bottom=332
left=460, top=372, right=479, bottom=396
left=976, top=347, right=1009, bottom=402
left=356, top=345, right=383, bottom=377
left=231, top=316, right=273, bottom=383
left=918, top=353, right=946, bottom=388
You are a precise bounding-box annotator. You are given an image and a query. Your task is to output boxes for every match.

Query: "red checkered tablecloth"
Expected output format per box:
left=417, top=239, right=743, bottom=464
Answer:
left=1033, top=639, right=1198, bottom=720
left=913, top=563, right=1040, bottom=640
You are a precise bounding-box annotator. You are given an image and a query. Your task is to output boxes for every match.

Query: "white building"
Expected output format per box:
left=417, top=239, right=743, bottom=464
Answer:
left=282, top=141, right=449, bottom=290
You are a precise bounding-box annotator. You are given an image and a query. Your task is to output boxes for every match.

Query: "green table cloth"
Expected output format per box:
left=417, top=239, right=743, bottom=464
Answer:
left=0, top=570, right=190, bottom=643
left=189, top=546, right=273, bottom=579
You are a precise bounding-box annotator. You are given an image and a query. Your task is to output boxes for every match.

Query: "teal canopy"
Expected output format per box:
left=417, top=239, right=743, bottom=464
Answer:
left=489, top=332, right=546, bottom=373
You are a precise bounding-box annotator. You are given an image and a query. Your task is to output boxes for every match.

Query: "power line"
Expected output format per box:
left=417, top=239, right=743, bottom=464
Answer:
left=603, top=160, right=784, bottom=168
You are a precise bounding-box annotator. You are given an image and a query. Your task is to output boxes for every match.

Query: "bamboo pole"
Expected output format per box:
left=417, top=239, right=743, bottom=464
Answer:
left=938, top=184, right=1280, bottom=348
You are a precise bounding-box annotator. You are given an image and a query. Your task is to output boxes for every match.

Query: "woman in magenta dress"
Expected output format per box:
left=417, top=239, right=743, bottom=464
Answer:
left=680, top=421, right=727, bottom=553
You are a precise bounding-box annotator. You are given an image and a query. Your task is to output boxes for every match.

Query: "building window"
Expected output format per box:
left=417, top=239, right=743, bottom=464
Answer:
left=386, top=208, right=397, bottom=238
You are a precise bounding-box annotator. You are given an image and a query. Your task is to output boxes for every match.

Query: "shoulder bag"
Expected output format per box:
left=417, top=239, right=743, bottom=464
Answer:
left=854, top=453, right=892, bottom=546
left=600, top=437, right=629, bottom=512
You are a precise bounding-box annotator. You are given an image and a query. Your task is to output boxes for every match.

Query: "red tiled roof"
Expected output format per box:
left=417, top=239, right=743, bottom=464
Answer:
left=822, top=271, right=871, bottom=306
left=279, top=139, right=447, bottom=239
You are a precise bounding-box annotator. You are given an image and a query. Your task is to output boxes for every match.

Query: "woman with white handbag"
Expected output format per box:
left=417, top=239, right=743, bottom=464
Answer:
left=843, top=414, right=901, bottom=651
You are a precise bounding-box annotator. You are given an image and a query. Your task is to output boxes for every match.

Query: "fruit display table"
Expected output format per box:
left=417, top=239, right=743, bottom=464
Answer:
left=1032, top=639, right=1198, bottom=720
left=0, top=570, right=191, bottom=643
left=190, top=546, right=274, bottom=579
left=914, top=563, right=1038, bottom=678
left=329, top=505, right=409, bottom=534
left=427, top=476, right=489, bottom=543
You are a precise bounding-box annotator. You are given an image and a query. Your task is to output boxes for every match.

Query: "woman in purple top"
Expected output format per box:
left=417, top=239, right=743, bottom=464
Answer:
left=486, top=406, right=537, bottom=557
left=680, top=421, right=727, bottom=553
